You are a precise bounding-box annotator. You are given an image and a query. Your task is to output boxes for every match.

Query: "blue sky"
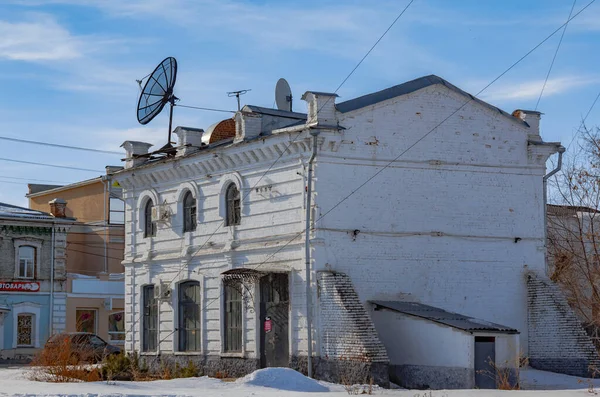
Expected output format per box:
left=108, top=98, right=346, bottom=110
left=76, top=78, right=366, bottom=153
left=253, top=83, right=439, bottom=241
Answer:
left=1, top=0, right=599, bottom=207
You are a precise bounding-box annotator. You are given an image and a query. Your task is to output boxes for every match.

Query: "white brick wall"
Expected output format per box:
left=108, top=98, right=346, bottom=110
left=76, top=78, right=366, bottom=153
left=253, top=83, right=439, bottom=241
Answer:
left=117, top=81, right=555, bottom=365
left=527, top=272, right=600, bottom=376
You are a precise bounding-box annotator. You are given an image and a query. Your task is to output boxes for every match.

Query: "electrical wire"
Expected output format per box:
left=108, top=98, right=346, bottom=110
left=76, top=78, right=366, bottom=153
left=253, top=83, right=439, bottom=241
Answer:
left=0, top=157, right=102, bottom=173
left=175, top=104, right=236, bottom=114
left=565, top=89, right=600, bottom=151
left=535, top=0, right=577, bottom=111
left=124, top=0, right=419, bottom=342
left=125, top=0, right=598, bottom=346
left=0, top=136, right=121, bottom=155
left=0, top=175, right=68, bottom=184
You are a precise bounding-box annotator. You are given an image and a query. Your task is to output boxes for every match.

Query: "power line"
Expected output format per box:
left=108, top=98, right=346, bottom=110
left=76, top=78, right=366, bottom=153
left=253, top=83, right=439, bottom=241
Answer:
left=0, top=157, right=102, bottom=173
left=0, top=175, right=68, bottom=184
left=176, top=104, right=236, bottom=114
left=124, top=0, right=418, bottom=342
left=535, top=0, right=577, bottom=111
left=0, top=136, right=121, bottom=155
left=169, top=0, right=598, bottom=333
left=565, top=89, right=600, bottom=151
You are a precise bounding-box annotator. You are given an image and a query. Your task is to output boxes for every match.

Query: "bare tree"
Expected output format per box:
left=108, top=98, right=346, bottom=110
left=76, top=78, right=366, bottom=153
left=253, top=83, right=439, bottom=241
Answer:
left=548, top=124, right=600, bottom=345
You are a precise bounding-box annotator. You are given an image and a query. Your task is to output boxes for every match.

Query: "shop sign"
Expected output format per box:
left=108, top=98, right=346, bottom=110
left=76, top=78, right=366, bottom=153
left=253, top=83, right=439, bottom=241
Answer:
left=0, top=281, right=40, bottom=292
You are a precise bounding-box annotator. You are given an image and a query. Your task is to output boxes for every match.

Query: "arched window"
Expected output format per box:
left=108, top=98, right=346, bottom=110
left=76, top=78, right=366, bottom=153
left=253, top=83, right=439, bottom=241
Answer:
left=18, top=246, right=35, bottom=279
left=183, top=191, right=196, bottom=233
left=225, top=183, right=240, bottom=226
left=178, top=281, right=201, bottom=351
left=144, top=199, right=156, bottom=238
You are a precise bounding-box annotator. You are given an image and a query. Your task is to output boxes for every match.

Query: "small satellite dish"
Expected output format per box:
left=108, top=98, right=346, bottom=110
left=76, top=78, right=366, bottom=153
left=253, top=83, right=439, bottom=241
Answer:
left=137, top=57, right=178, bottom=150
left=275, top=78, right=292, bottom=112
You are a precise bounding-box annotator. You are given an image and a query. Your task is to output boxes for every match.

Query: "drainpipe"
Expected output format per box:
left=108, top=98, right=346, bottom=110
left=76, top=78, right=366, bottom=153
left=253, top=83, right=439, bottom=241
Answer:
left=49, top=223, right=55, bottom=335
left=542, top=145, right=566, bottom=274
left=305, top=129, right=319, bottom=378
left=101, top=177, right=109, bottom=274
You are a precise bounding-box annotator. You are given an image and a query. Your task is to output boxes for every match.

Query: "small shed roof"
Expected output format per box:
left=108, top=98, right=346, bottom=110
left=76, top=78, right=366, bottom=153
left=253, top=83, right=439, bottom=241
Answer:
left=370, top=300, right=519, bottom=334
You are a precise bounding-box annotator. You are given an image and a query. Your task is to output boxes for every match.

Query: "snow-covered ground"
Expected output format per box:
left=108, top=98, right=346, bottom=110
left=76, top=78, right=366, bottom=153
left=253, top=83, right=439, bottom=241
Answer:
left=0, top=366, right=599, bottom=397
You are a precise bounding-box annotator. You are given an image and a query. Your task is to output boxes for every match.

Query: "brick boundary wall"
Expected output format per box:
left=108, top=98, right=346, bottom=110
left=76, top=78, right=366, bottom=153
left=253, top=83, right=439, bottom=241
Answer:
left=527, top=271, right=600, bottom=377
left=317, top=271, right=389, bottom=386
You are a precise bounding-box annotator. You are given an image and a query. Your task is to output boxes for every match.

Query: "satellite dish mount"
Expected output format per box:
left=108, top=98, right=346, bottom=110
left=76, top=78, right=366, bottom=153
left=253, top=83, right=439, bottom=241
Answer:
left=136, top=57, right=179, bottom=153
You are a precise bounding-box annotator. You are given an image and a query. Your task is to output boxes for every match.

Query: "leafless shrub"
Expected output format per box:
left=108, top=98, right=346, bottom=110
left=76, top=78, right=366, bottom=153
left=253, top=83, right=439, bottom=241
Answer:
left=29, top=335, right=100, bottom=382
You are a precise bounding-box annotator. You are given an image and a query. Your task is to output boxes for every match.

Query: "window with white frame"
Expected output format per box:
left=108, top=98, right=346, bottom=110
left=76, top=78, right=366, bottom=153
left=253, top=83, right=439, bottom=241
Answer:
left=178, top=280, right=201, bottom=351
left=144, top=199, right=156, bottom=238
left=17, top=313, right=33, bottom=346
left=225, top=183, right=241, bottom=226
left=143, top=285, right=158, bottom=352
left=17, top=246, right=36, bottom=279
left=182, top=191, right=197, bottom=233
left=108, top=311, right=125, bottom=342
left=223, top=282, right=242, bottom=352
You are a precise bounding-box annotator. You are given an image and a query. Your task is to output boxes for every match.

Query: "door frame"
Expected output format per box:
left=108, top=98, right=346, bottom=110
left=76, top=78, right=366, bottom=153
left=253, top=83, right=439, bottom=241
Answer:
left=258, top=272, right=290, bottom=368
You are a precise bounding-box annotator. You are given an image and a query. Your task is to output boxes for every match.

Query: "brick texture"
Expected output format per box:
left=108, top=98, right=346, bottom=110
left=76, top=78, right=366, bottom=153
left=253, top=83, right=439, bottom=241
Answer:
left=318, top=271, right=388, bottom=363
left=527, top=271, right=600, bottom=376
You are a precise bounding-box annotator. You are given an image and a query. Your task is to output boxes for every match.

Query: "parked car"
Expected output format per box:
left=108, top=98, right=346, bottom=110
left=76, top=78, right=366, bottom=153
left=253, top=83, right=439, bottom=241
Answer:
left=45, top=332, right=122, bottom=363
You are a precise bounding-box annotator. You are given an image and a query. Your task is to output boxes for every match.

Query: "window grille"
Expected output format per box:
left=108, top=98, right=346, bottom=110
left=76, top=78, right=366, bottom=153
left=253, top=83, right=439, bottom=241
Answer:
left=178, top=281, right=201, bottom=351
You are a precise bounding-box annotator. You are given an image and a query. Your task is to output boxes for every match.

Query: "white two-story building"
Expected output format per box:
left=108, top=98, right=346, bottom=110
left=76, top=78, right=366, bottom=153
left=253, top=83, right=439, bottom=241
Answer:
left=114, top=75, right=595, bottom=389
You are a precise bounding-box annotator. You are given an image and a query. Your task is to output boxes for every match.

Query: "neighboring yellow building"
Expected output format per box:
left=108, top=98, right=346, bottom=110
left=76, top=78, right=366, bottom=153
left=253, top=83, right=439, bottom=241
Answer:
left=27, top=167, right=125, bottom=345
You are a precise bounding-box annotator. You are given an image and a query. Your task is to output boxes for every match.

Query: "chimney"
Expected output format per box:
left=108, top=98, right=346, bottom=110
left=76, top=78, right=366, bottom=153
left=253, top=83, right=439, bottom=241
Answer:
left=513, top=109, right=542, bottom=138
left=234, top=111, right=262, bottom=143
left=49, top=198, right=67, bottom=218
left=301, top=91, right=339, bottom=125
left=120, top=141, right=153, bottom=169
left=173, top=126, right=204, bottom=157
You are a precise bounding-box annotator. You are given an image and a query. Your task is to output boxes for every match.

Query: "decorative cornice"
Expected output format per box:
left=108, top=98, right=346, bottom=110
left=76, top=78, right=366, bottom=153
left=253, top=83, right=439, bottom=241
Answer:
left=116, top=132, right=317, bottom=190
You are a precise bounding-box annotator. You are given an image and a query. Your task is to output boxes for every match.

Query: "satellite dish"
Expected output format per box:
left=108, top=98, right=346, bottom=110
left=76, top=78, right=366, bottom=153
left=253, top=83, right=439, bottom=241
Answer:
left=275, top=78, right=292, bottom=112
left=137, top=57, right=178, bottom=149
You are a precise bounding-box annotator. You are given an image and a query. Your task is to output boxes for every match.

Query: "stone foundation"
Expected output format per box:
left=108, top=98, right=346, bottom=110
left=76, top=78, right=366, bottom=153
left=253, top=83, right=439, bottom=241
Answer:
left=139, top=354, right=259, bottom=378
left=291, top=356, right=389, bottom=388
left=136, top=353, right=389, bottom=386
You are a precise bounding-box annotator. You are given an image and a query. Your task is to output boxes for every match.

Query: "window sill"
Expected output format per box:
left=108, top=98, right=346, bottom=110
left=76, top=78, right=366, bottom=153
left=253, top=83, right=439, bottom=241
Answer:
left=220, top=352, right=244, bottom=358
left=173, top=351, right=202, bottom=356
left=139, top=351, right=158, bottom=356
left=16, top=345, right=34, bottom=348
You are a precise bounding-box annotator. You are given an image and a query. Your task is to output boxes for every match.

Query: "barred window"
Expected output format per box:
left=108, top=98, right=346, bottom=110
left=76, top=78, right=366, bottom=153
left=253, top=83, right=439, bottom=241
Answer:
left=178, top=281, right=201, bottom=351
left=17, top=314, right=33, bottom=346
left=17, top=246, right=35, bottom=279
left=183, top=192, right=196, bottom=233
left=143, top=285, right=158, bottom=352
left=224, top=283, right=242, bottom=352
left=144, top=199, right=156, bottom=238
left=225, top=184, right=240, bottom=226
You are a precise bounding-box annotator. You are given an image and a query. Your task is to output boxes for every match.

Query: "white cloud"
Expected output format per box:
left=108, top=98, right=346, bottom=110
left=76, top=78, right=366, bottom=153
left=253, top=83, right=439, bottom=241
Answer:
left=480, top=76, right=598, bottom=103
left=0, top=15, right=81, bottom=61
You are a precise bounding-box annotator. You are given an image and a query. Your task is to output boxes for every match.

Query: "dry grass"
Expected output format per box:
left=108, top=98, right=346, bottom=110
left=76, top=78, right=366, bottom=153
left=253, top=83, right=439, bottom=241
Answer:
left=476, top=355, right=526, bottom=390
left=29, top=336, right=101, bottom=382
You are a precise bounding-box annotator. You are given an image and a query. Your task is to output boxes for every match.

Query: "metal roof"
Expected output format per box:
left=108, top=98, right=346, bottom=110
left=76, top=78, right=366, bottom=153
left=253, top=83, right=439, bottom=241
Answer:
left=28, top=184, right=64, bottom=195
left=0, top=202, right=55, bottom=220
left=335, top=75, right=527, bottom=128
left=371, top=300, right=519, bottom=334
left=243, top=105, right=307, bottom=120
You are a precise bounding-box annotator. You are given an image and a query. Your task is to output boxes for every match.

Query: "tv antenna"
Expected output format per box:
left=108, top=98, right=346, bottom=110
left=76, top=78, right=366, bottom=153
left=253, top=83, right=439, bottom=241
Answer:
left=227, top=89, right=251, bottom=111
left=136, top=57, right=178, bottom=152
left=275, top=78, right=292, bottom=112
